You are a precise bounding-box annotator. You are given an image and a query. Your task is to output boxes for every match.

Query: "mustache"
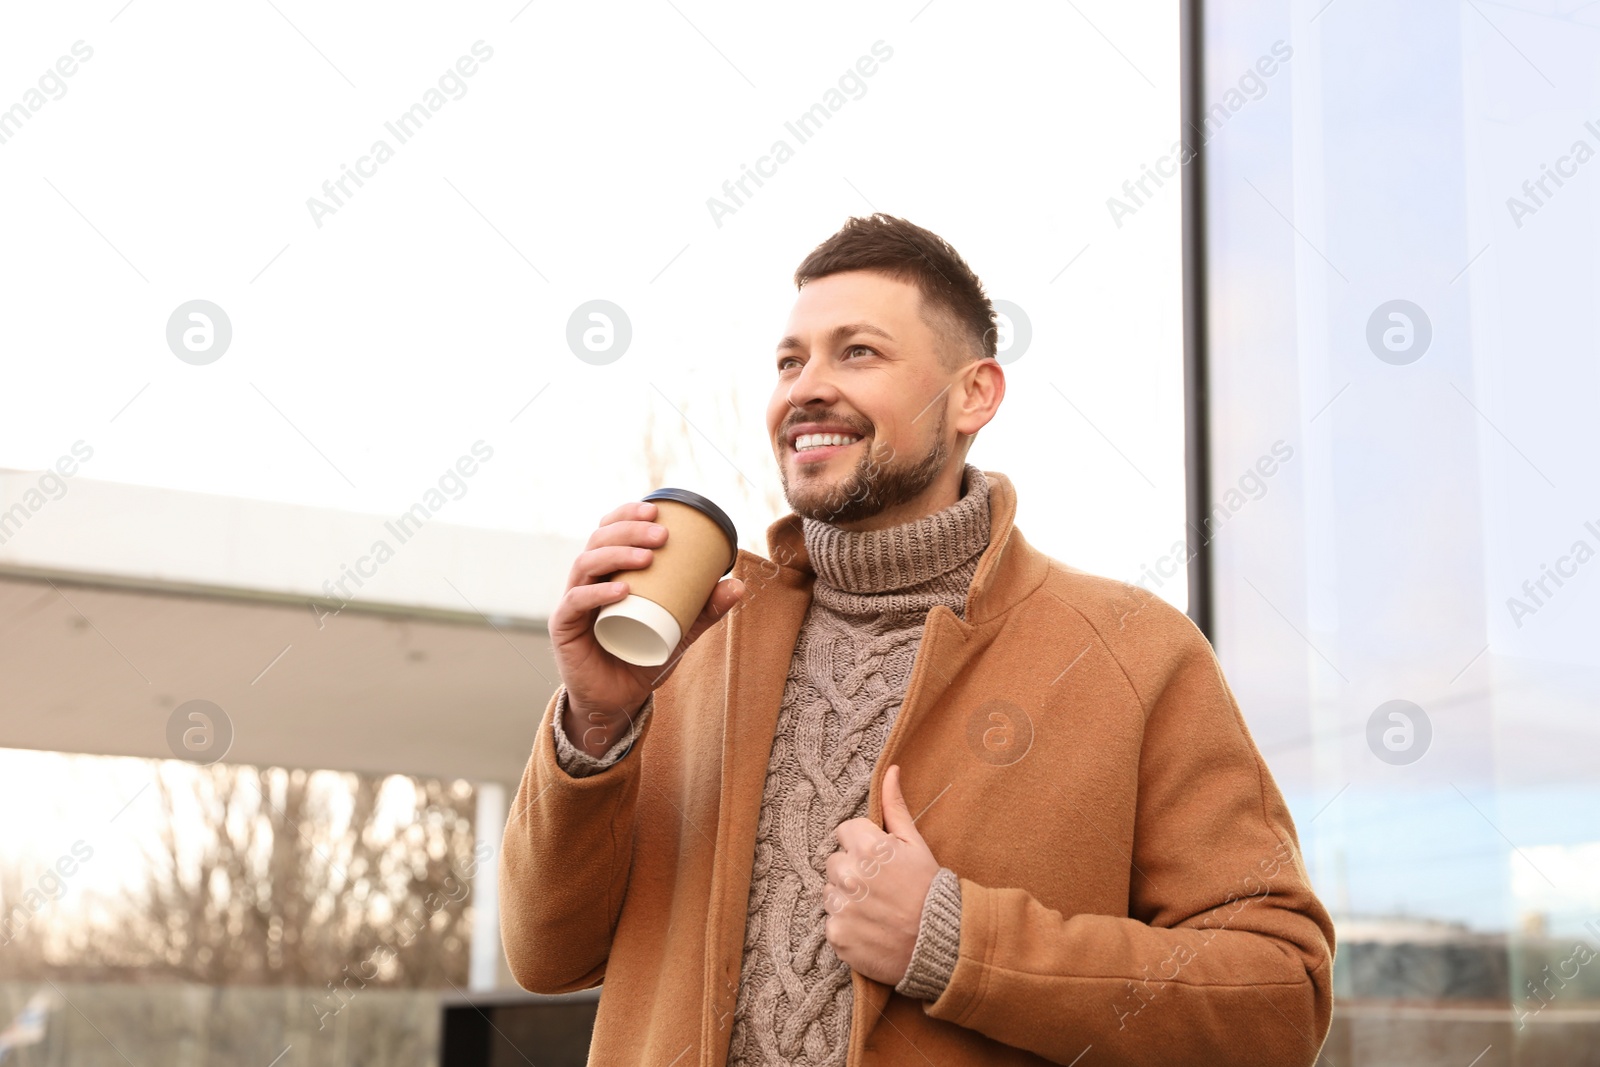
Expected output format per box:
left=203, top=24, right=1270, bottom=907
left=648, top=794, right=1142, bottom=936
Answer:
left=782, top=418, right=871, bottom=437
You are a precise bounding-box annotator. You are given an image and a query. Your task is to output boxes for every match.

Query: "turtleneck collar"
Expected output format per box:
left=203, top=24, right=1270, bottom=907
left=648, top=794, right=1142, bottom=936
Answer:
left=800, top=463, right=991, bottom=620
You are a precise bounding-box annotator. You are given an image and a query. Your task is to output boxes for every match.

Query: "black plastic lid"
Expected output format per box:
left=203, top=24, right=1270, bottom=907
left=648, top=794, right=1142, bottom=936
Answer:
left=641, top=487, right=739, bottom=574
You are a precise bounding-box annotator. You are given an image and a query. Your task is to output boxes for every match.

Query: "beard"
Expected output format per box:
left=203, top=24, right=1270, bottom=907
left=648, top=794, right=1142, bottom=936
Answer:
left=779, top=405, right=952, bottom=526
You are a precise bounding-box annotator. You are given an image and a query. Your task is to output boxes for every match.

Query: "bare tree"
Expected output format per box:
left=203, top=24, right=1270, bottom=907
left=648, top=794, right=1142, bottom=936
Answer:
left=642, top=380, right=787, bottom=548
left=0, top=864, right=49, bottom=977
left=4, top=762, right=473, bottom=992
left=641, top=402, right=674, bottom=492
left=1, top=760, right=477, bottom=990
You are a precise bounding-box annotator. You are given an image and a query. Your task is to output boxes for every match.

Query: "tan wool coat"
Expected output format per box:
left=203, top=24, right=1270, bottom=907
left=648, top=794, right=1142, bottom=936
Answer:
left=500, top=470, right=1336, bottom=1066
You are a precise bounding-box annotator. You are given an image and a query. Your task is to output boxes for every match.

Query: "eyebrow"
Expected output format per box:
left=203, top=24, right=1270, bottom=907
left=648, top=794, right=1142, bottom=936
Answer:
left=776, top=322, right=896, bottom=355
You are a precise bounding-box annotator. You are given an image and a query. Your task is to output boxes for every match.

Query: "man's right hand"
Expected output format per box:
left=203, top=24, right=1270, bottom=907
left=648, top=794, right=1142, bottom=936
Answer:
left=550, top=500, right=745, bottom=759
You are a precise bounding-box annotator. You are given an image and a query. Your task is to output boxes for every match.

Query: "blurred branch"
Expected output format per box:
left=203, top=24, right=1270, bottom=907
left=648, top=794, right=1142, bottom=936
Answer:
left=644, top=379, right=787, bottom=552
left=2, top=760, right=476, bottom=989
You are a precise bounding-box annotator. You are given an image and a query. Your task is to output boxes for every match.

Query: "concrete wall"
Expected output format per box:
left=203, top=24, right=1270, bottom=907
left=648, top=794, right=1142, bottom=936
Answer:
left=0, top=473, right=579, bottom=624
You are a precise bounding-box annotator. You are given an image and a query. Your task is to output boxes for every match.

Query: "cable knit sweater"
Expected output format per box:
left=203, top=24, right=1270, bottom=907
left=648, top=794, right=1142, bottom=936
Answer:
left=550, top=463, right=991, bottom=1066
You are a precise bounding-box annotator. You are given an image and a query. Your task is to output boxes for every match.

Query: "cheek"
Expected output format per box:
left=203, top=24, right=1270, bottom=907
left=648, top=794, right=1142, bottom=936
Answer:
left=866, top=383, right=936, bottom=447
left=766, top=398, right=788, bottom=441
left=870, top=420, right=910, bottom=461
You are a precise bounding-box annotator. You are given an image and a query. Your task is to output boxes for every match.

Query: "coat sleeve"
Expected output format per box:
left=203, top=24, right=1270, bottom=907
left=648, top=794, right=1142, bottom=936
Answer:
left=499, top=683, right=655, bottom=994
left=921, top=609, right=1336, bottom=1067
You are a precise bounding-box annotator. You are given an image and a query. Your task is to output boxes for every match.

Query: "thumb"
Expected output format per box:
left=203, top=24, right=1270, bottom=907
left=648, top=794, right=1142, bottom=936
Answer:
left=712, top=576, right=747, bottom=614
left=881, top=765, right=923, bottom=843
left=681, top=577, right=746, bottom=646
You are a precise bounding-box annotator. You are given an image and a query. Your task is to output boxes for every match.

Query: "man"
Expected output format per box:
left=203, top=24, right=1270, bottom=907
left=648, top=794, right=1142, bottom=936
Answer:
left=500, top=214, right=1335, bottom=1066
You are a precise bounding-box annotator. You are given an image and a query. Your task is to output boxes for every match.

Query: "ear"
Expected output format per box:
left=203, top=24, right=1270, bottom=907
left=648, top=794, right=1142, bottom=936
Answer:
left=955, top=357, right=1004, bottom=437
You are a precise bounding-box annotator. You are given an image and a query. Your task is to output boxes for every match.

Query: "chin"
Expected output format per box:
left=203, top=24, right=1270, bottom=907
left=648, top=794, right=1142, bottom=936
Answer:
left=783, top=474, right=875, bottom=525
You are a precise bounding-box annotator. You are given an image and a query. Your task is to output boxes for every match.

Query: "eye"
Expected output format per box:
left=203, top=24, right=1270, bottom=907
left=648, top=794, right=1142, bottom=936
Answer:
left=777, top=345, right=873, bottom=373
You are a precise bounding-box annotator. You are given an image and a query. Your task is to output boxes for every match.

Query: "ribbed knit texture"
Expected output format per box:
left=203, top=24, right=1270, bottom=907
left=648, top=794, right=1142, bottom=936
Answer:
left=551, top=689, right=651, bottom=775
left=896, top=865, right=964, bottom=1000
left=553, top=463, right=991, bottom=1065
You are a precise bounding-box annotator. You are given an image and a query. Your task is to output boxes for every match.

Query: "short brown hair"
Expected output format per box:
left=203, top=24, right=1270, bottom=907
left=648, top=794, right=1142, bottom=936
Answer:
left=793, top=214, right=997, bottom=373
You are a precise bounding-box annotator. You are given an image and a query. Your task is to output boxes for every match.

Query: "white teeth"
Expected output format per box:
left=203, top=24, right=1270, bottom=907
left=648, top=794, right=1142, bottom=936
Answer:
left=795, top=433, right=861, bottom=452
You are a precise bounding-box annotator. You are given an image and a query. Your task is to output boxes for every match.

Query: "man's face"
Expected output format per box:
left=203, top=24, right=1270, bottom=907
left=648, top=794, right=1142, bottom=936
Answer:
left=767, top=270, right=962, bottom=527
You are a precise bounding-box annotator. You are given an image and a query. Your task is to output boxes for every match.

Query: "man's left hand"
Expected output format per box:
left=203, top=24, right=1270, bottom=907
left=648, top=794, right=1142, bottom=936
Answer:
left=823, top=764, right=940, bottom=986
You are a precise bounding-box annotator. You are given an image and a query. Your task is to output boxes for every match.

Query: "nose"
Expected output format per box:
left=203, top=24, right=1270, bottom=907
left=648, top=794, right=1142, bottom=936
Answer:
left=785, top=353, right=839, bottom=411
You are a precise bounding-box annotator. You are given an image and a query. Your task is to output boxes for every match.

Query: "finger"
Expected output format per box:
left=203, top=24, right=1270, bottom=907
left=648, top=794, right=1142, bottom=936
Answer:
left=880, top=765, right=923, bottom=843
left=594, top=500, right=658, bottom=530
left=566, top=541, right=660, bottom=595
left=832, top=862, right=867, bottom=903
left=834, top=817, right=883, bottom=854
left=678, top=577, right=747, bottom=647
left=825, top=876, right=864, bottom=921
left=567, top=501, right=662, bottom=588
left=584, top=515, right=667, bottom=554
left=549, top=578, right=633, bottom=638
left=568, top=519, right=667, bottom=588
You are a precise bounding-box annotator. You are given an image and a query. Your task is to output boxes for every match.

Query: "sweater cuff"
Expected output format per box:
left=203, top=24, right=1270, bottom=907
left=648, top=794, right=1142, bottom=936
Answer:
left=895, top=865, right=962, bottom=1001
left=551, top=688, right=652, bottom=778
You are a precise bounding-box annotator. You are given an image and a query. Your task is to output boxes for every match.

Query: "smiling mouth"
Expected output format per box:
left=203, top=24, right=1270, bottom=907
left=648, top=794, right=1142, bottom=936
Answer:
left=793, top=433, right=862, bottom=452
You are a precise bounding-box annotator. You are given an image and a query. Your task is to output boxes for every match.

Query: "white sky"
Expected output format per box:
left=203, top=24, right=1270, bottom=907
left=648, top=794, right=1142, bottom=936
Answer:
left=0, top=1, right=1188, bottom=902
left=0, top=0, right=1187, bottom=608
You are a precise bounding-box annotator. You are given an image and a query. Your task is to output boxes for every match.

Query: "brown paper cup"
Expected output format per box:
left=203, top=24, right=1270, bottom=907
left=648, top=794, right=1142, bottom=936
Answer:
left=593, top=488, right=738, bottom=667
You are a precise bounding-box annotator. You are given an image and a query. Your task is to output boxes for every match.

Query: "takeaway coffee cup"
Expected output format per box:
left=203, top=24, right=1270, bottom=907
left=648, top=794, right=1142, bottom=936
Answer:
left=593, top=488, right=738, bottom=667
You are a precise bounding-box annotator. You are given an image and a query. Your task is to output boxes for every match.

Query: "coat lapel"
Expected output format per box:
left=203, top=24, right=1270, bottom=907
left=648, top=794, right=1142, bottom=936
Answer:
left=842, top=598, right=975, bottom=1055
left=701, top=514, right=814, bottom=1064
left=846, top=469, right=1041, bottom=1056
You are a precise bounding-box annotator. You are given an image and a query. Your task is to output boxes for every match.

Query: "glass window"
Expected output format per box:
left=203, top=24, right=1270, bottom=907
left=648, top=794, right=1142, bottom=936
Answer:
left=1205, top=1, right=1600, bottom=1059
